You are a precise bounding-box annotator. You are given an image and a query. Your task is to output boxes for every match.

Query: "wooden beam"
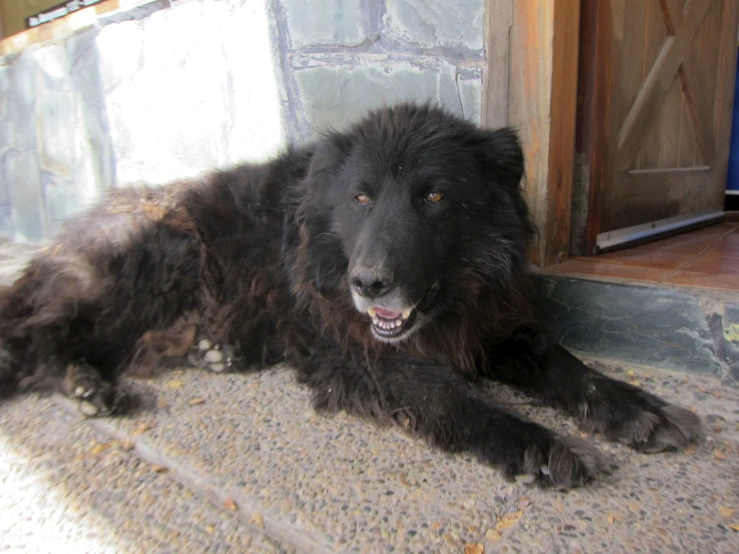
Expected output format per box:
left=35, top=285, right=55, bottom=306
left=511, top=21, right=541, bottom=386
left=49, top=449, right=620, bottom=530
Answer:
left=483, top=0, right=513, bottom=129
left=545, top=0, right=581, bottom=267
left=571, top=0, right=612, bottom=256
left=504, top=0, right=580, bottom=267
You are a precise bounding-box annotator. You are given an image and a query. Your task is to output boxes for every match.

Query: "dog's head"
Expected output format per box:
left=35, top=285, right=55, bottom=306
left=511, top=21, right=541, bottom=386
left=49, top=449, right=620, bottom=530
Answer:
left=295, top=104, right=533, bottom=343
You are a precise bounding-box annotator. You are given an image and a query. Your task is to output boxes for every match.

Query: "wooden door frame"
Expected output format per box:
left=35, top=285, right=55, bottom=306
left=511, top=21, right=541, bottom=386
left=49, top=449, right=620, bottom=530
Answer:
left=569, top=0, right=609, bottom=257
left=483, top=0, right=581, bottom=268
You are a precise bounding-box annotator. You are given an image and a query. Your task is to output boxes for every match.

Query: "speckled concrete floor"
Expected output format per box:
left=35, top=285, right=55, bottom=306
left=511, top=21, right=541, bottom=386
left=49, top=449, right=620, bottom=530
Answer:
left=1, top=360, right=737, bottom=553
left=1, top=240, right=738, bottom=553
left=0, top=390, right=293, bottom=553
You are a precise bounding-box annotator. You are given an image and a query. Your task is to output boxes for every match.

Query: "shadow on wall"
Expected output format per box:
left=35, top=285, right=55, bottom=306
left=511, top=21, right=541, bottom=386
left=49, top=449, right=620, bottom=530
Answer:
left=0, top=0, right=486, bottom=243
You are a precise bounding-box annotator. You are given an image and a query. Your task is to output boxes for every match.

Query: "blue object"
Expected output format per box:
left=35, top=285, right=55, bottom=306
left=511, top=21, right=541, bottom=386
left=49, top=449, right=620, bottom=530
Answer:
left=726, top=48, right=739, bottom=194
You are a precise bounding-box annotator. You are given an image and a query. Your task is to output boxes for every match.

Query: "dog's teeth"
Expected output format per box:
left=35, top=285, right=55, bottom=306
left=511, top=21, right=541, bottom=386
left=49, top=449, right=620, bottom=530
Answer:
left=394, top=319, right=402, bottom=327
left=402, top=309, right=411, bottom=319
left=368, top=307, right=376, bottom=317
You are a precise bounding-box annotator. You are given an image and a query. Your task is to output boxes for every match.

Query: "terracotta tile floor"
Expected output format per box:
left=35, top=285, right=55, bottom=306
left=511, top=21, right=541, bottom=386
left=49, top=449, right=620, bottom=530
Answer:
left=549, top=214, right=739, bottom=291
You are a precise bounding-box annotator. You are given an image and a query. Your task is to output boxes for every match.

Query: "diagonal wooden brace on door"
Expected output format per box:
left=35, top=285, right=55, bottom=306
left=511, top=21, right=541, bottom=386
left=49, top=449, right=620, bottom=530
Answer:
left=616, top=0, right=716, bottom=171
left=663, top=0, right=718, bottom=166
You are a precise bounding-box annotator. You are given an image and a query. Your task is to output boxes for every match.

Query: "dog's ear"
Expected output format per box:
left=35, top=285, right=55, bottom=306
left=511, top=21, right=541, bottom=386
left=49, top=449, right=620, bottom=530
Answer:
left=304, top=131, right=353, bottom=189
left=471, top=126, right=534, bottom=243
left=288, top=132, right=353, bottom=297
left=473, top=127, right=525, bottom=191
left=297, top=130, right=353, bottom=223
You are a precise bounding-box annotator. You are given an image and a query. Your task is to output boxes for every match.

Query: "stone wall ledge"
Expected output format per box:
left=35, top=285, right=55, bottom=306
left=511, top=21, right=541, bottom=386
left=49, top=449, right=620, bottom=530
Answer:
left=290, top=51, right=485, bottom=72
left=290, top=41, right=486, bottom=65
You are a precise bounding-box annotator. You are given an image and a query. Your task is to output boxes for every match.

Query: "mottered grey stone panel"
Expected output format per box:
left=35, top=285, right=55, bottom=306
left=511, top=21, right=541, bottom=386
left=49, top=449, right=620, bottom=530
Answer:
left=719, top=303, right=739, bottom=380
left=5, top=151, right=46, bottom=243
left=0, top=52, right=45, bottom=241
left=0, top=37, right=108, bottom=240
left=0, top=65, right=16, bottom=230
left=293, top=59, right=482, bottom=136
left=0, top=0, right=490, bottom=240
left=280, top=0, right=368, bottom=48
left=67, top=29, right=116, bottom=199
left=383, top=0, right=486, bottom=52
left=97, top=0, right=285, bottom=186
left=536, top=276, right=723, bottom=376
left=32, top=42, right=104, bottom=229
left=32, top=44, right=76, bottom=181
left=457, top=74, right=482, bottom=124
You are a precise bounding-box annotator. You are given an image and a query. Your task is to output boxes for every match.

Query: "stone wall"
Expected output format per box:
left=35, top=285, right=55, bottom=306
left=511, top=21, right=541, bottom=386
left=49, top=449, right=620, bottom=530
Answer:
left=0, top=0, right=486, bottom=242
left=278, top=0, right=485, bottom=141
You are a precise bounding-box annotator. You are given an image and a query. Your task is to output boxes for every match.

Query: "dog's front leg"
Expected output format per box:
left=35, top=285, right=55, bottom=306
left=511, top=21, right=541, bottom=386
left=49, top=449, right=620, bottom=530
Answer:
left=490, top=325, right=703, bottom=452
left=298, top=344, right=604, bottom=489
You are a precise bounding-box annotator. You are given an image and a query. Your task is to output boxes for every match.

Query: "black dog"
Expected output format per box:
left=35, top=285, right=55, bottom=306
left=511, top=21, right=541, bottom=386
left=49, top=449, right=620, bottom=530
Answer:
left=0, top=104, right=701, bottom=488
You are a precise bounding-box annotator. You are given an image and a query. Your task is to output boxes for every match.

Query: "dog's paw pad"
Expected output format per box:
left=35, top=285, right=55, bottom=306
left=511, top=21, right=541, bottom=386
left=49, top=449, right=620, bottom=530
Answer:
left=79, top=400, right=101, bottom=417
left=75, top=384, right=114, bottom=417
left=514, top=473, right=537, bottom=485
left=73, top=385, right=100, bottom=400
left=188, top=339, right=241, bottom=373
left=64, top=363, right=115, bottom=417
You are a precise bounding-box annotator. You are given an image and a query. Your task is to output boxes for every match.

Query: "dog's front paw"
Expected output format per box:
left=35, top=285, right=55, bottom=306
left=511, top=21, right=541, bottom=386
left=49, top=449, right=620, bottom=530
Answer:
left=507, top=435, right=605, bottom=490
left=187, top=338, right=241, bottom=373
left=63, top=362, right=115, bottom=417
left=580, top=379, right=703, bottom=453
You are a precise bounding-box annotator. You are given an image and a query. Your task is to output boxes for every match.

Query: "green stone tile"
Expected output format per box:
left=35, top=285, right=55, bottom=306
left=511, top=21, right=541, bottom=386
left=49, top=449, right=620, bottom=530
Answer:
left=535, top=276, right=722, bottom=376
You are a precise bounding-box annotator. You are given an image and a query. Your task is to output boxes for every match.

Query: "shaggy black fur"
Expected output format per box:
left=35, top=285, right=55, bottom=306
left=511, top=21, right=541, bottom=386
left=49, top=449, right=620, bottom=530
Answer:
left=0, top=104, right=702, bottom=488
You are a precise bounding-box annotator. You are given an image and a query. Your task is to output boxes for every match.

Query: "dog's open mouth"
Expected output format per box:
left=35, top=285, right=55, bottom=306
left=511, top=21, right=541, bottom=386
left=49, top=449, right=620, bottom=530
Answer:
left=367, top=307, right=416, bottom=338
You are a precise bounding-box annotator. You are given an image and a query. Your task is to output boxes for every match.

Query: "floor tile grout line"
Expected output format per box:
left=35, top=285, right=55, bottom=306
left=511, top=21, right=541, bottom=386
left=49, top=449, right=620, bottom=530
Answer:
left=658, top=223, right=739, bottom=284
left=53, top=395, right=333, bottom=554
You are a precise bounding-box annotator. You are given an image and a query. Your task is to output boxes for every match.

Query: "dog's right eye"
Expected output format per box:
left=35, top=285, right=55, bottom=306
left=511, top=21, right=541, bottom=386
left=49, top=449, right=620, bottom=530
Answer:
left=355, top=194, right=370, bottom=205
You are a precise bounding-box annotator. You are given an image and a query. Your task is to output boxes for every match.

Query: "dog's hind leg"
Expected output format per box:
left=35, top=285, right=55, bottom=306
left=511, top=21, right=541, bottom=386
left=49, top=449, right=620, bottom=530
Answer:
left=184, top=276, right=292, bottom=374
left=60, top=361, right=116, bottom=416
left=127, top=314, right=199, bottom=377
left=0, top=216, right=203, bottom=415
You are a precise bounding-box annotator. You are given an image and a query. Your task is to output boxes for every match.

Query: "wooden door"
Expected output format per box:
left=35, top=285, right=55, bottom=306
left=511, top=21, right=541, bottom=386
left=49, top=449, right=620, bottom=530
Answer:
left=572, top=0, right=739, bottom=254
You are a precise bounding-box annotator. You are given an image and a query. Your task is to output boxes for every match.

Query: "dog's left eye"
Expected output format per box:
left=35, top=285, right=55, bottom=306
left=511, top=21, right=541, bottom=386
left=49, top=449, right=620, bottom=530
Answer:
left=424, top=191, right=444, bottom=203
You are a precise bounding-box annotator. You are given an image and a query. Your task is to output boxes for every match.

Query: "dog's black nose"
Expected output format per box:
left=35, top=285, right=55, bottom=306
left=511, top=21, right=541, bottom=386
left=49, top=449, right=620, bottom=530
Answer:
left=351, top=267, right=394, bottom=298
